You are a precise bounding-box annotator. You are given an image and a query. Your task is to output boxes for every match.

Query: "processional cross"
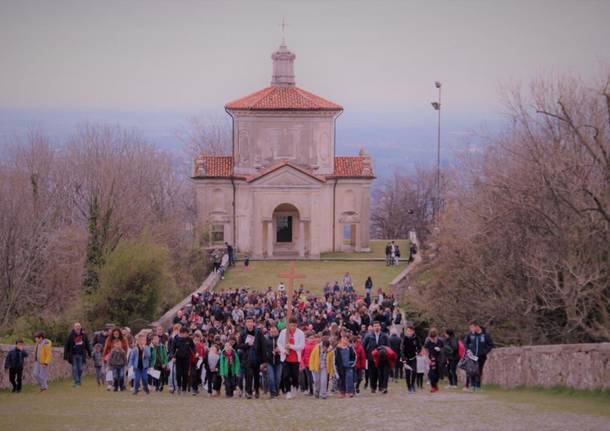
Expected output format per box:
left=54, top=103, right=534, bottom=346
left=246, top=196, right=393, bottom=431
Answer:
left=277, top=261, right=305, bottom=322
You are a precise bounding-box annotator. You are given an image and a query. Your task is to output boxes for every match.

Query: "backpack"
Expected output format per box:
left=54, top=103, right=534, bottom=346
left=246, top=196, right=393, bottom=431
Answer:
left=377, top=346, right=388, bottom=363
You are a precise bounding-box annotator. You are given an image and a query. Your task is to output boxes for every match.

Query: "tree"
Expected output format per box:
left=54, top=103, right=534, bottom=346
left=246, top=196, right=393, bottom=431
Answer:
left=82, top=194, right=103, bottom=294
left=87, top=233, right=177, bottom=331
left=409, top=72, right=610, bottom=344
left=176, top=114, right=232, bottom=157
left=371, top=167, right=438, bottom=241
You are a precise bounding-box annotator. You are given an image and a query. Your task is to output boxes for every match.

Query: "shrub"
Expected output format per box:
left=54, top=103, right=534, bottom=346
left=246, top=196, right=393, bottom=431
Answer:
left=86, top=233, right=176, bottom=330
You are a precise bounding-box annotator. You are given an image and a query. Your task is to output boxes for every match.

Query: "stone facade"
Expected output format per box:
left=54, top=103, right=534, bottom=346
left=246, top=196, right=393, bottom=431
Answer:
left=0, top=344, right=93, bottom=389
left=483, top=342, right=610, bottom=390
left=192, top=41, right=375, bottom=259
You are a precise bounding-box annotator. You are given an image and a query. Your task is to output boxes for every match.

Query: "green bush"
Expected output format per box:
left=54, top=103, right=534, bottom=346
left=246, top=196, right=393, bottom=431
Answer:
left=2, top=307, right=88, bottom=345
left=86, top=233, right=176, bottom=331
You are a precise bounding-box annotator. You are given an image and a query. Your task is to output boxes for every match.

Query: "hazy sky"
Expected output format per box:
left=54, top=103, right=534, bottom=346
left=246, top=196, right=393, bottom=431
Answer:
left=1, top=0, right=609, bottom=170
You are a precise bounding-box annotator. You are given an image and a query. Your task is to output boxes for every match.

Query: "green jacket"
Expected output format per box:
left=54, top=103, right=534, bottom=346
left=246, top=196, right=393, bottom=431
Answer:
left=219, top=350, right=240, bottom=377
left=150, top=344, right=169, bottom=367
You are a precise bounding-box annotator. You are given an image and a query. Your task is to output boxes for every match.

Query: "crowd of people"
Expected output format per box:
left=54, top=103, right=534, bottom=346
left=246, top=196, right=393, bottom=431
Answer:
left=4, top=271, right=494, bottom=398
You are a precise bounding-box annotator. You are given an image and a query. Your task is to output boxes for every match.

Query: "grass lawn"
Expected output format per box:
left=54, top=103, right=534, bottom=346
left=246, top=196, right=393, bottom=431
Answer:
left=1, top=377, right=608, bottom=431
left=485, top=385, right=610, bottom=419
left=320, top=239, right=410, bottom=259
left=216, top=259, right=406, bottom=295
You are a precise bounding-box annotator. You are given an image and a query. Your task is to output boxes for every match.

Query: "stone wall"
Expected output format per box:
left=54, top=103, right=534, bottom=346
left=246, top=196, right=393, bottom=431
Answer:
left=483, top=342, right=610, bottom=390
left=0, top=344, right=93, bottom=390
left=149, top=254, right=229, bottom=331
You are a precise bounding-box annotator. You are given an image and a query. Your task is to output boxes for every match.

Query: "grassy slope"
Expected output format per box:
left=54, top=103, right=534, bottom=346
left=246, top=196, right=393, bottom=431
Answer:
left=215, top=260, right=406, bottom=296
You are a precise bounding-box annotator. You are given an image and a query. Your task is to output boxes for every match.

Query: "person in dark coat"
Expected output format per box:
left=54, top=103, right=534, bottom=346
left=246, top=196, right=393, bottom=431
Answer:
left=424, top=328, right=444, bottom=393
left=362, top=320, right=390, bottom=393
left=237, top=316, right=266, bottom=399
left=389, top=330, right=402, bottom=382
left=63, top=322, right=92, bottom=387
left=264, top=325, right=282, bottom=398
left=464, top=320, right=494, bottom=390
left=225, top=242, right=235, bottom=266
left=444, top=329, right=460, bottom=388
left=171, top=327, right=195, bottom=394
left=4, top=338, right=28, bottom=393
left=334, top=334, right=356, bottom=397
left=401, top=325, right=421, bottom=393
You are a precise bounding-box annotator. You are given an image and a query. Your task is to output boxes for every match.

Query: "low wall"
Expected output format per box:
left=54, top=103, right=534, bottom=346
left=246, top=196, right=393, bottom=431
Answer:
left=483, top=342, right=610, bottom=390
left=150, top=254, right=228, bottom=331
left=0, top=344, right=93, bottom=390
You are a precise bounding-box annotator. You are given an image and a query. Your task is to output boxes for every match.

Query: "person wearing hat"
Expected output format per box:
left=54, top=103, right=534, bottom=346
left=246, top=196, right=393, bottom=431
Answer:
left=33, top=331, right=53, bottom=392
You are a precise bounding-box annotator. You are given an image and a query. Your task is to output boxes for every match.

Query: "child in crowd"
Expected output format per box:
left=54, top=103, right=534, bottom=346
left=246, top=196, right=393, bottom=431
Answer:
left=335, top=334, right=356, bottom=397
left=92, top=343, right=104, bottom=386
left=108, top=340, right=127, bottom=392
left=300, top=332, right=316, bottom=396
left=33, top=332, right=52, bottom=392
left=416, top=350, right=428, bottom=389
left=127, top=333, right=151, bottom=395
left=204, top=344, right=222, bottom=396
left=353, top=335, right=366, bottom=394
left=219, top=342, right=240, bottom=397
left=150, top=334, right=169, bottom=392
left=3, top=338, right=28, bottom=393
left=191, top=332, right=206, bottom=395
left=309, top=337, right=334, bottom=400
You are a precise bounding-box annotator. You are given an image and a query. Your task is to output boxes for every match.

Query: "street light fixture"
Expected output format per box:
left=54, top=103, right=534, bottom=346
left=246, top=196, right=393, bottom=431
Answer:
left=431, top=82, right=442, bottom=221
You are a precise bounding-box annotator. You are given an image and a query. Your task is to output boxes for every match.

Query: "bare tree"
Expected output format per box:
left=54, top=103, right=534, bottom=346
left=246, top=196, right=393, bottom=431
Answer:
left=409, top=72, right=610, bottom=344
left=176, top=114, right=232, bottom=158
left=371, top=167, right=439, bottom=241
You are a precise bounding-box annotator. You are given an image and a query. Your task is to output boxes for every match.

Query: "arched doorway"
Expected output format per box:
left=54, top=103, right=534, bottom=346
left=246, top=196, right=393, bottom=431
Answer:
left=266, top=203, right=305, bottom=257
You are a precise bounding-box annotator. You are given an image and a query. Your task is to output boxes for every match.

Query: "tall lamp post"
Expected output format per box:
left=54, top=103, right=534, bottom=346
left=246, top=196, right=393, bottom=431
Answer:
left=431, top=81, right=442, bottom=221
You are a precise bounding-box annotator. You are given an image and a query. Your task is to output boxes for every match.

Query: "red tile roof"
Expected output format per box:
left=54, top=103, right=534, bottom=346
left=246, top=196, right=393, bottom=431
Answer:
left=332, top=156, right=375, bottom=178
left=225, top=86, right=343, bottom=111
left=192, top=156, right=375, bottom=179
left=192, top=155, right=233, bottom=178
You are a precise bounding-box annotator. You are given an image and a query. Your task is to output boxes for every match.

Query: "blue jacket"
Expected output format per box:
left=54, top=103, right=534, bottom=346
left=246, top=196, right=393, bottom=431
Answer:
left=128, top=346, right=151, bottom=370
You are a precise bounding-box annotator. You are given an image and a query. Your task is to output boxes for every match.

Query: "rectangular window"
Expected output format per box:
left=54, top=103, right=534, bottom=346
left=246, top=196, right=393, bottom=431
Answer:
left=211, top=224, right=224, bottom=243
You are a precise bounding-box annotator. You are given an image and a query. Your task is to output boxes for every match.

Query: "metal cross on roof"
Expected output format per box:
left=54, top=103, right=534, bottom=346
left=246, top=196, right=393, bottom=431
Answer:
left=278, top=17, right=289, bottom=44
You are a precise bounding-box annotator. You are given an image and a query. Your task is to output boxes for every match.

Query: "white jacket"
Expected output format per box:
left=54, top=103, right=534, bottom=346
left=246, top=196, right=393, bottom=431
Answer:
left=278, top=327, right=305, bottom=362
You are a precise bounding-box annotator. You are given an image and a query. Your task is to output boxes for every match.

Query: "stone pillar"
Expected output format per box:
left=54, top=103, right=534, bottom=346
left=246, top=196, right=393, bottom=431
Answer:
left=267, top=220, right=274, bottom=257
left=298, top=220, right=305, bottom=257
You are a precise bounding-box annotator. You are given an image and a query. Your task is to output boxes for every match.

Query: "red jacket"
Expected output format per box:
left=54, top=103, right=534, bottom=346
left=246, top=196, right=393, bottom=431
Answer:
left=301, top=340, right=316, bottom=369
left=191, top=342, right=206, bottom=365
left=354, top=341, right=366, bottom=370
left=372, top=346, right=397, bottom=369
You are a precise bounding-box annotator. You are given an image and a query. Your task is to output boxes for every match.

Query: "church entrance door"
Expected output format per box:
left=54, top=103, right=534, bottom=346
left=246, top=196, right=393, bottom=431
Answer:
left=276, top=215, right=293, bottom=242
left=271, top=203, right=301, bottom=257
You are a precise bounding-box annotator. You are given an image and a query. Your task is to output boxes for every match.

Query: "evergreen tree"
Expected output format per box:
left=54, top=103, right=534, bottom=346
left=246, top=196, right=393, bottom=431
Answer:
left=83, top=194, right=102, bottom=294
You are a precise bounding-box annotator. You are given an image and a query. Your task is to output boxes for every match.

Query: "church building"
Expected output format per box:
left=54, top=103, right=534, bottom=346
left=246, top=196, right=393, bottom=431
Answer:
left=192, top=40, right=375, bottom=259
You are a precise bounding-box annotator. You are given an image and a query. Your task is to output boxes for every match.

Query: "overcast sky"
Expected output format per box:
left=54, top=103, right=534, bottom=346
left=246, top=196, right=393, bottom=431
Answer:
left=1, top=0, right=609, bottom=169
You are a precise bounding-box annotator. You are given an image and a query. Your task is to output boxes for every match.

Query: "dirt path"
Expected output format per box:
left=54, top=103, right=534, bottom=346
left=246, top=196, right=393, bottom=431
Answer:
left=1, top=378, right=609, bottom=431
